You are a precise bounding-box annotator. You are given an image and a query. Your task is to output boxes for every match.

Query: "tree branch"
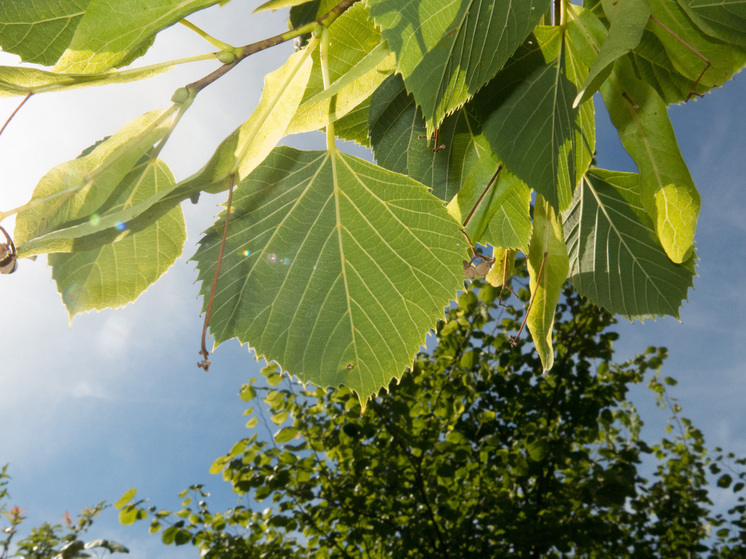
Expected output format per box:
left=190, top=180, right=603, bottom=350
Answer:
left=186, top=0, right=361, bottom=94
left=370, top=403, right=451, bottom=558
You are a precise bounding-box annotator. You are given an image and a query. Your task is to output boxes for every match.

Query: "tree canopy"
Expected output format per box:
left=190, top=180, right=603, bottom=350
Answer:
left=109, top=272, right=746, bottom=558
left=2, top=0, right=744, bottom=403
left=4, top=265, right=746, bottom=558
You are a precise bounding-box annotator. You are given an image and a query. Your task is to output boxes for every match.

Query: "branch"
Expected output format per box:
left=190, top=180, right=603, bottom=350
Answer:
left=370, top=403, right=451, bottom=559
left=0, top=93, right=32, bottom=140
left=186, top=0, right=361, bottom=94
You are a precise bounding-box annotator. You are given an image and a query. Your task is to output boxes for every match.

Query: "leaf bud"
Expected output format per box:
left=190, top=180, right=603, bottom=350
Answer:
left=216, top=51, right=236, bottom=64
left=171, top=87, right=191, bottom=104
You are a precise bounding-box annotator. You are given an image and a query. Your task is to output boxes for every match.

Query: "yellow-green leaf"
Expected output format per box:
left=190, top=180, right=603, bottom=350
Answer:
left=177, top=41, right=315, bottom=194
left=53, top=0, right=222, bottom=73
left=0, top=64, right=176, bottom=98
left=15, top=107, right=181, bottom=256
left=526, top=196, right=569, bottom=373
left=285, top=3, right=395, bottom=136
left=48, top=160, right=186, bottom=319
left=601, top=57, right=700, bottom=263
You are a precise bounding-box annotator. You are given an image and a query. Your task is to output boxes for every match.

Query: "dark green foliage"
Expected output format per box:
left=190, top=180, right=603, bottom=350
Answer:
left=113, top=260, right=746, bottom=557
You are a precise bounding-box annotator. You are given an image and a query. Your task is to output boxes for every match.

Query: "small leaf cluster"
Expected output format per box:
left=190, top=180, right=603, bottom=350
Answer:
left=0, top=468, right=128, bottom=559
left=116, top=266, right=746, bottom=557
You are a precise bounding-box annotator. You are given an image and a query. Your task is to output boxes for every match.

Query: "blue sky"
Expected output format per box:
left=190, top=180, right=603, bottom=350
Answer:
left=1, top=1, right=745, bottom=556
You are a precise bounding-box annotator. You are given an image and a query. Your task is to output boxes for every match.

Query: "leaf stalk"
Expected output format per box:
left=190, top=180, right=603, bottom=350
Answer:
left=198, top=174, right=236, bottom=371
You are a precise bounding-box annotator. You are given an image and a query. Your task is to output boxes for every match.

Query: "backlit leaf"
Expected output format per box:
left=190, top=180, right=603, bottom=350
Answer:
left=48, top=159, right=185, bottom=319
left=53, top=0, right=223, bottom=73
left=447, top=161, right=532, bottom=252
left=628, top=29, right=708, bottom=104
left=0, top=0, right=88, bottom=66
left=526, top=196, right=568, bottom=373
left=115, top=488, right=137, bottom=510
left=254, top=0, right=315, bottom=13
left=601, top=57, right=700, bottom=263
left=563, top=169, right=695, bottom=320
left=285, top=3, right=395, bottom=136
left=176, top=42, right=315, bottom=195
left=193, top=146, right=465, bottom=405
left=0, top=63, right=176, bottom=98
left=485, top=247, right=516, bottom=289
left=368, top=0, right=551, bottom=134
left=648, top=0, right=746, bottom=90
left=15, top=107, right=182, bottom=257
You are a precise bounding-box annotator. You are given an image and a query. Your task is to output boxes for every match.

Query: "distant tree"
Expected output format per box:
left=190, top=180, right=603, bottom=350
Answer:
left=0, top=467, right=127, bottom=559
left=117, top=263, right=746, bottom=558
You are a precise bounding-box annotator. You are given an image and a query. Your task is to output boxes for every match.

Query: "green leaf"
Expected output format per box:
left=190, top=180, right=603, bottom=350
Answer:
left=485, top=247, right=516, bottom=289
left=53, top=0, right=223, bottom=73
left=368, top=0, right=551, bottom=135
left=601, top=57, right=700, bottom=263
left=115, top=488, right=137, bottom=509
left=275, top=427, right=299, bottom=443
left=254, top=0, right=315, bottom=13
left=628, top=29, right=708, bottom=104
left=48, top=159, right=185, bottom=319
left=0, top=63, right=176, bottom=98
left=20, top=46, right=314, bottom=257
left=563, top=169, right=695, bottom=320
left=526, top=196, right=568, bottom=373
left=648, top=0, right=746, bottom=90
left=482, top=173, right=532, bottom=252
left=480, top=27, right=594, bottom=213
left=446, top=162, right=532, bottom=252
left=177, top=42, right=315, bottom=195
left=285, top=3, right=395, bottom=136
left=0, top=0, right=87, bottom=66
left=527, top=439, right=549, bottom=461
left=676, top=0, right=746, bottom=47
left=193, top=146, right=465, bottom=405
left=574, top=0, right=650, bottom=107
left=333, top=100, right=373, bottom=147
left=369, top=74, right=496, bottom=203
left=15, top=107, right=182, bottom=257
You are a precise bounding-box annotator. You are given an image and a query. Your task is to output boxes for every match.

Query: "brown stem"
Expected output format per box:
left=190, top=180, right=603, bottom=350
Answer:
left=186, top=0, right=361, bottom=94
left=509, top=251, right=547, bottom=347
left=198, top=174, right=236, bottom=371
left=0, top=93, right=32, bottom=139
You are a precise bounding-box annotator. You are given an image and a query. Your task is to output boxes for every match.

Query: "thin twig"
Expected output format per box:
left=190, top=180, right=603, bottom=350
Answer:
left=0, top=93, right=32, bottom=139
left=198, top=174, right=236, bottom=371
